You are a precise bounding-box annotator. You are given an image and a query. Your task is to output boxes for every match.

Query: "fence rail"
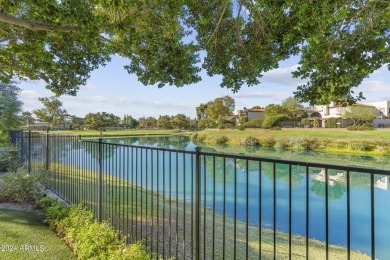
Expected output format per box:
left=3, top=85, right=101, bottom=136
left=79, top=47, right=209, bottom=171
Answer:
left=10, top=130, right=390, bottom=260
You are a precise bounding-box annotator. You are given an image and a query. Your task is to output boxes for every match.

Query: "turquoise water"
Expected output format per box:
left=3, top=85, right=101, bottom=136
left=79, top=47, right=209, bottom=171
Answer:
left=53, top=136, right=390, bottom=259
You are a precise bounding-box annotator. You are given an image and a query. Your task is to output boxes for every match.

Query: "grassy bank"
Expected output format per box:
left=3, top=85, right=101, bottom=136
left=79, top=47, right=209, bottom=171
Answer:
left=191, top=129, right=390, bottom=156
left=0, top=208, right=75, bottom=260
left=39, top=163, right=370, bottom=260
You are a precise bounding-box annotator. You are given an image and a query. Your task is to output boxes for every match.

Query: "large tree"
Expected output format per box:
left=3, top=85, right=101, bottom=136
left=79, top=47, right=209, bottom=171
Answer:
left=0, top=1, right=388, bottom=104
left=197, top=96, right=235, bottom=121
left=122, top=115, right=138, bottom=129
left=172, top=114, right=190, bottom=131
left=157, top=115, right=173, bottom=130
left=84, top=112, right=120, bottom=134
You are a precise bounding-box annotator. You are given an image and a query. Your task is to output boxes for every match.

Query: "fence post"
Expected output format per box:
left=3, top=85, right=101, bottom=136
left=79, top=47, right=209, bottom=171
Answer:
left=45, top=129, right=49, bottom=171
left=195, top=146, right=201, bottom=260
left=97, top=138, right=103, bottom=222
left=28, top=130, right=32, bottom=174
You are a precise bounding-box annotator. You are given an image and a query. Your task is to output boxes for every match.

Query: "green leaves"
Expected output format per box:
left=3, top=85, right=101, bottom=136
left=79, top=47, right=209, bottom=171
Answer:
left=0, top=1, right=388, bottom=103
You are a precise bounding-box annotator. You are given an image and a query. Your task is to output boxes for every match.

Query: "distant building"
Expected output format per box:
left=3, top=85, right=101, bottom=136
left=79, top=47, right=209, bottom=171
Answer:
left=28, top=121, right=50, bottom=131
left=313, top=101, right=390, bottom=128
left=236, top=108, right=266, bottom=121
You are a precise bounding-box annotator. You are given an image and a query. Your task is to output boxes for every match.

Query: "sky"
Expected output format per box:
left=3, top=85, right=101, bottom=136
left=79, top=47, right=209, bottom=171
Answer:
left=19, top=55, right=390, bottom=119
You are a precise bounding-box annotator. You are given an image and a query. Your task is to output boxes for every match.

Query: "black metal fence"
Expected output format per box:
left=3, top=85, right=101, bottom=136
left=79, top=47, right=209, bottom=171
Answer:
left=10, top=130, right=390, bottom=260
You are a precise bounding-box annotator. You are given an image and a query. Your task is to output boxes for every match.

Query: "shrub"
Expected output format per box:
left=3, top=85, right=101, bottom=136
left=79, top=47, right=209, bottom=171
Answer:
left=237, top=125, right=245, bottom=131
left=325, top=118, right=338, bottom=128
left=311, top=120, right=320, bottom=128
left=243, top=119, right=263, bottom=128
left=0, top=146, right=22, bottom=172
left=49, top=205, right=152, bottom=260
left=262, top=115, right=289, bottom=128
left=44, top=201, right=70, bottom=229
left=270, top=126, right=282, bottom=130
left=274, top=138, right=290, bottom=149
left=0, top=168, right=45, bottom=203
left=347, top=125, right=375, bottom=131
left=347, top=141, right=375, bottom=151
left=191, top=133, right=207, bottom=142
left=213, top=135, right=229, bottom=144
left=242, top=136, right=259, bottom=146
left=301, top=118, right=311, bottom=128
left=258, top=137, right=276, bottom=147
left=291, top=137, right=319, bottom=150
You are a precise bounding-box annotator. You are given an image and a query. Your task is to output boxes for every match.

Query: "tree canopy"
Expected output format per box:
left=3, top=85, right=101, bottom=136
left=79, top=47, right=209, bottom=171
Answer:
left=84, top=112, right=120, bottom=133
left=0, top=1, right=389, bottom=104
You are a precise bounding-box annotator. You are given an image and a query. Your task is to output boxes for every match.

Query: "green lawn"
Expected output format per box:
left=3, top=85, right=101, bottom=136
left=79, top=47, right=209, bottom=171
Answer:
left=198, top=128, right=390, bottom=140
left=0, top=208, right=75, bottom=260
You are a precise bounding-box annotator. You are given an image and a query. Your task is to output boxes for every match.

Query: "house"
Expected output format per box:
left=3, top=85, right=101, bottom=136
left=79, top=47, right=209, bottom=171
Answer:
left=313, top=101, right=390, bottom=128
left=236, top=108, right=266, bottom=121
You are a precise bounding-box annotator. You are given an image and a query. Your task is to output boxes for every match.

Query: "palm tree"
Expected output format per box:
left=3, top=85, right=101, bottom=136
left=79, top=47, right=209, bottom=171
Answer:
left=0, top=81, right=23, bottom=142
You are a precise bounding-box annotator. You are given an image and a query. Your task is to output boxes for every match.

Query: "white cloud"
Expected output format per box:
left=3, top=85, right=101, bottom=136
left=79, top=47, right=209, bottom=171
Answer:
left=262, top=65, right=305, bottom=86
left=233, top=91, right=290, bottom=100
left=20, top=90, right=40, bottom=100
left=80, top=83, right=98, bottom=91
left=357, top=80, right=390, bottom=93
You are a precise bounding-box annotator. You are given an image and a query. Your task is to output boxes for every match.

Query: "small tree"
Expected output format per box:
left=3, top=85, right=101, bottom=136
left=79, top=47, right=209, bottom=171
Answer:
left=33, top=96, right=67, bottom=128
left=281, top=97, right=303, bottom=118
left=340, top=106, right=377, bottom=126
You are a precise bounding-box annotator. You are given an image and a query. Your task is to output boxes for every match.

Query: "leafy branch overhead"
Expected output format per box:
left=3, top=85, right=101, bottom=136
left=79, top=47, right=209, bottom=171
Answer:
left=0, top=1, right=388, bottom=104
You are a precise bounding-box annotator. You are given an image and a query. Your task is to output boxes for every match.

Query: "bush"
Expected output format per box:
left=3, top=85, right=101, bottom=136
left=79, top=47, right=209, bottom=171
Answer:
left=325, top=118, right=338, bottom=128
left=274, top=138, right=290, bottom=149
left=0, top=168, right=45, bottom=203
left=191, top=133, right=207, bottom=142
left=237, top=125, right=245, bottom=131
left=213, top=135, right=229, bottom=144
left=243, top=119, right=263, bottom=128
left=301, top=118, right=311, bottom=128
left=0, top=146, right=22, bottom=172
left=291, top=137, right=319, bottom=150
left=44, top=201, right=70, bottom=229
left=270, top=126, right=282, bottom=130
left=49, top=205, right=152, bottom=260
left=347, top=141, right=375, bottom=151
left=347, top=125, right=375, bottom=131
left=242, top=136, right=259, bottom=146
left=262, top=115, right=289, bottom=128
left=258, top=137, right=276, bottom=147
left=311, top=120, right=320, bottom=128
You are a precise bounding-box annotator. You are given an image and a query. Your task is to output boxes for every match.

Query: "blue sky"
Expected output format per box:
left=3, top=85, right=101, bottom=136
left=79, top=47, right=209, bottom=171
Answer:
left=19, top=55, right=390, bottom=119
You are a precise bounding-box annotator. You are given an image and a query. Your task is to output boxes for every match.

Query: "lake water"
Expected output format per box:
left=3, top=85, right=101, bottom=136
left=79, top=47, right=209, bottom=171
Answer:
left=52, top=135, right=390, bottom=259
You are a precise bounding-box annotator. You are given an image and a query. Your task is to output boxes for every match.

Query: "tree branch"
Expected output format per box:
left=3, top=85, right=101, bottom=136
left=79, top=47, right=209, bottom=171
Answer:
left=206, top=0, right=230, bottom=46
left=0, top=12, right=78, bottom=32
